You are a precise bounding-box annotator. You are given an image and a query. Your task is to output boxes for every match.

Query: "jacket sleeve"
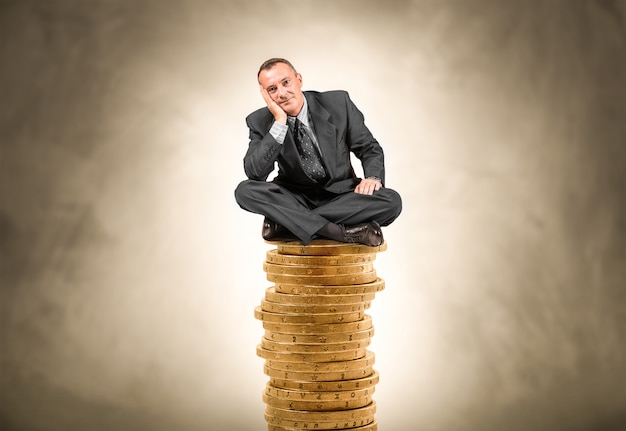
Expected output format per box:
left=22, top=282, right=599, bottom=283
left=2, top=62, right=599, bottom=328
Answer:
left=242, top=114, right=282, bottom=181
left=343, top=93, right=386, bottom=184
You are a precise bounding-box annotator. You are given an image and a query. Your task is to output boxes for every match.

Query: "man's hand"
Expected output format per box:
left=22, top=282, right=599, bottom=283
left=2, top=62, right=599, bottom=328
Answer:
left=260, top=85, right=287, bottom=125
left=355, top=178, right=382, bottom=195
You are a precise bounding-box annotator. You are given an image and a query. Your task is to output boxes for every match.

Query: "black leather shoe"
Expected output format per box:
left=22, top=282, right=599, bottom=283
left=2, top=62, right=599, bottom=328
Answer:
left=343, top=221, right=384, bottom=247
left=262, top=217, right=298, bottom=241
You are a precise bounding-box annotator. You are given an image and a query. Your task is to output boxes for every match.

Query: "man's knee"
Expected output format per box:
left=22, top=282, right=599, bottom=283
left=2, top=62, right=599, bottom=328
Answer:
left=389, top=188, right=402, bottom=216
left=235, top=180, right=279, bottom=208
left=380, top=188, right=402, bottom=225
left=234, top=180, right=257, bottom=208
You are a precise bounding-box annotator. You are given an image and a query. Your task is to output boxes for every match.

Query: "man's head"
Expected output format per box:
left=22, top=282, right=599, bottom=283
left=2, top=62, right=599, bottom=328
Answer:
left=258, top=58, right=304, bottom=117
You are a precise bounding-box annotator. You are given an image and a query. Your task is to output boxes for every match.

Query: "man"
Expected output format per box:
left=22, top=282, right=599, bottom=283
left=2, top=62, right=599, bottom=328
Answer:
left=235, top=58, right=401, bottom=246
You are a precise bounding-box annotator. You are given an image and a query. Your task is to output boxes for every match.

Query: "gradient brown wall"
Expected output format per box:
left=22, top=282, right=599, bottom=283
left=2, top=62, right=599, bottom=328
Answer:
left=1, top=1, right=625, bottom=430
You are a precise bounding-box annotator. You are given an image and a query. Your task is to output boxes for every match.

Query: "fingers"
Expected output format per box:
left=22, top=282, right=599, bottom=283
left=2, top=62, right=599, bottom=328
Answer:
left=259, top=85, right=287, bottom=124
left=259, top=85, right=280, bottom=113
left=259, top=85, right=274, bottom=107
left=354, top=179, right=382, bottom=195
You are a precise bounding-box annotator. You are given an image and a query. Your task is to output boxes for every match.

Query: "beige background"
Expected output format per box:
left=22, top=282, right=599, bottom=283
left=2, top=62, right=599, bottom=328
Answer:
left=1, top=1, right=625, bottom=430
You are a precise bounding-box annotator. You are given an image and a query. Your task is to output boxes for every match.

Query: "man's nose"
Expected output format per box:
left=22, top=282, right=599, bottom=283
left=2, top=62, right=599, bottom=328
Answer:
left=277, top=86, right=288, bottom=99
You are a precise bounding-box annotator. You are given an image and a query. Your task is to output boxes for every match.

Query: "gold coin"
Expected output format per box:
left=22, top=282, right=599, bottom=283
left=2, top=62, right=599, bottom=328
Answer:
left=274, top=278, right=385, bottom=295
left=258, top=345, right=368, bottom=364
left=264, top=262, right=374, bottom=276
left=265, top=412, right=376, bottom=430
left=255, top=306, right=364, bottom=325
left=274, top=240, right=387, bottom=256
left=266, top=271, right=378, bottom=286
left=264, top=327, right=374, bottom=344
left=267, top=422, right=377, bottom=431
left=262, top=392, right=372, bottom=411
left=266, top=249, right=377, bottom=266
left=261, top=337, right=370, bottom=353
left=261, top=350, right=374, bottom=372
left=265, top=400, right=376, bottom=421
left=265, top=383, right=374, bottom=401
left=261, top=315, right=373, bottom=334
left=263, top=364, right=375, bottom=382
left=269, top=370, right=379, bottom=392
left=265, top=287, right=376, bottom=305
left=261, top=299, right=371, bottom=314
left=260, top=240, right=385, bottom=431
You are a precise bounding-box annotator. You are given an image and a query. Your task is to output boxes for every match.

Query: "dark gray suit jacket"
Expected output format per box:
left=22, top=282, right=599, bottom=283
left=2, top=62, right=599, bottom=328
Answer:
left=243, top=90, right=385, bottom=194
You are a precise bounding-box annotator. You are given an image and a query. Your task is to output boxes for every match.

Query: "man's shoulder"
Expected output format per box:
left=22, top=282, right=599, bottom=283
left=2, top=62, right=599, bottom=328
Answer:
left=246, top=106, right=273, bottom=126
left=305, top=91, right=353, bottom=117
left=305, top=90, right=349, bottom=103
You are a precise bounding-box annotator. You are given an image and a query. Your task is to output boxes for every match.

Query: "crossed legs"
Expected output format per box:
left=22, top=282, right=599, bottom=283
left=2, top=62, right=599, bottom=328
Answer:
left=234, top=180, right=402, bottom=244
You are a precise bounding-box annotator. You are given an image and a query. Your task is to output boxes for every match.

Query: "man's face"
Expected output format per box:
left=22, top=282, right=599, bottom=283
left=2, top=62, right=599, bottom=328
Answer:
left=258, top=62, right=304, bottom=117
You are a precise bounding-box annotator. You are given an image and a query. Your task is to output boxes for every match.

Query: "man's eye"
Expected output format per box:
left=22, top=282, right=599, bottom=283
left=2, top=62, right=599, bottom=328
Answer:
left=283, top=79, right=290, bottom=85
left=268, top=87, right=276, bottom=93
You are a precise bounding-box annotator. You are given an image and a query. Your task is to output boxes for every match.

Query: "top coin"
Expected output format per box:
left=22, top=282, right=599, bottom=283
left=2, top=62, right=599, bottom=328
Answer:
left=266, top=250, right=377, bottom=266
left=273, top=240, right=387, bottom=256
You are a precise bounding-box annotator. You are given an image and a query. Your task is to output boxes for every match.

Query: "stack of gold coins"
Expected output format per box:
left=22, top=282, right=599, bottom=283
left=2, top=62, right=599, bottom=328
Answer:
left=255, top=240, right=387, bottom=431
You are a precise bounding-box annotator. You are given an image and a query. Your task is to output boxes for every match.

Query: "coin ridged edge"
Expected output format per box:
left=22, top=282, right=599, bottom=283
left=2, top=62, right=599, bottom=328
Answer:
left=261, top=299, right=371, bottom=314
left=265, top=287, right=377, bottom=304
left=261, top=337, right=371, bottom=353
left=263, top=365, right=375, bottom=381
left=268, top=370, right=379, bottom=392
left=261, top=315, right=373, bottom=334
left=264, top=327, right=374, bottom=344
left=265, top=400, right=376, bottom=420
left=265, top=412, right=376, bottom=430
left=259, top=346, right=369, bottom=365
left=266, top=271, right=378, bottom=286
left=255, top=306, right=365, bottom=324
left=264, top=261, right=374, bottom=276
left=262, top=392, right=373, bottom=411
left=274, top=278, right=385, bottom=295
left=265, top=383, right=374, bottom=401
left=266, top=249, right=377, bottom=266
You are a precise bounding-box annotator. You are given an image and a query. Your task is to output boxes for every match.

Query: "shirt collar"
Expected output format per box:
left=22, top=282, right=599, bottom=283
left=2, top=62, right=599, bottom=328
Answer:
left=289, top=95, right=309, bottom=127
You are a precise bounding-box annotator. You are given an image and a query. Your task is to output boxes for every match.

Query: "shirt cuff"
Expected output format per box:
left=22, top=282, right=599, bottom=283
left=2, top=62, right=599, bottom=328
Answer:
left=269, top=121, right=289, bottom=144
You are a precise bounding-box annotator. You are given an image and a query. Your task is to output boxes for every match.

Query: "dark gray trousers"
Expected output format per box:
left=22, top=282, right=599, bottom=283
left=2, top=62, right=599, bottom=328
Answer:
left=234, top=180, right=402, bottom=244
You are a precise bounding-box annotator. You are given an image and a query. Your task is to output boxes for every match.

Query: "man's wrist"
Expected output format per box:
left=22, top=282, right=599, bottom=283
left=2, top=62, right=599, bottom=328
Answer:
left=269, top=121, right=289, bottom=144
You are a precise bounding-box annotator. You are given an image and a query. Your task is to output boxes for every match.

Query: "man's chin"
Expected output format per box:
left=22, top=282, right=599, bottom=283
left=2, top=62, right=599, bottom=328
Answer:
left=280, top=102, right=294, bottom=114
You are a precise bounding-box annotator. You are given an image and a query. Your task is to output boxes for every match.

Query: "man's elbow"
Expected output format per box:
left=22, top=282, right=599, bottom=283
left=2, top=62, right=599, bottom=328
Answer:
left=244, top=161, right=270, bottom=181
